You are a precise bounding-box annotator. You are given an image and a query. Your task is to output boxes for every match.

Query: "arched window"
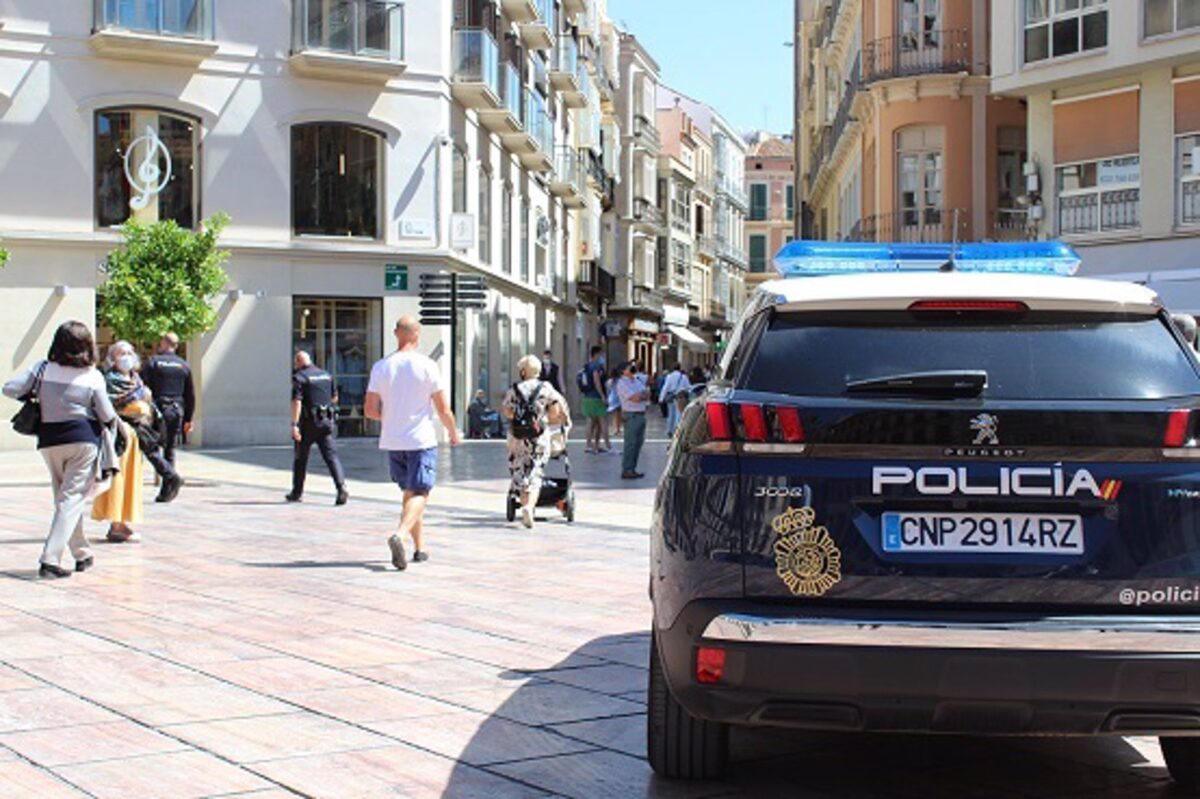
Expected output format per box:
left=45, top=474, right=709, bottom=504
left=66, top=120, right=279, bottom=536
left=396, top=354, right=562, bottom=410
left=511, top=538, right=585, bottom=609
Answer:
left=291, top=123, right=382, bottom=238
left=95, top=107, right=200, bottom=229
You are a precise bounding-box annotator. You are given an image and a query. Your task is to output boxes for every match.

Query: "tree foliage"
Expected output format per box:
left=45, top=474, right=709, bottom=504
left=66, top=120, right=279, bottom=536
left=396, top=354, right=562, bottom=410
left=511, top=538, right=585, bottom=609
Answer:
left=99, top=213, right=231, bottom=346
left=0, top=246, right=9, bottom=269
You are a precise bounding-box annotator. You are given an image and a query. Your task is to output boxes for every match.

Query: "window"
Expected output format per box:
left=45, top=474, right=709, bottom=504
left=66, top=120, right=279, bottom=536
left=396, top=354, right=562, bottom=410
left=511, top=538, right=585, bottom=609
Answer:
left=1178, top=134, right=1200, bottom=226
left=501, top=184, right=513, bottom=274
left=96, top=0, right=212, bottom=39
left=478, top=168, right=492, bottom=263
left=96, top=108, right=199, bottom=230
left=997, top=126, right=1028, bottom=235
left=786, top=184, right=795, bottom=221
left=896, top=127, right=943, bottom=227
left=1024, top=0, right=1107, bottom=63
left=1145, top=0, right=1200, bottom=36
left=899, top=0, right=942, bottom=57
left=749, top=235, right=768, bottom=273
left=749, top=183, right=769, bottom=221
left=520, top=199, right=530, bottom=282
left=292, top=123, right=380, bottom=238
left=1056, top=155, right=1140, bottom=235
left=294, top=0, right=404, bottom=60
left=451, top=148, right=467, bottom=214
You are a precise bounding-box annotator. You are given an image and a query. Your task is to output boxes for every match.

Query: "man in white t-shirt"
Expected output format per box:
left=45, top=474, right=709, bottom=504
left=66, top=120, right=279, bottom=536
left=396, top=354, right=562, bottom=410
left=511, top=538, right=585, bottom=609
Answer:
left=365, top=317, right=461, bottom=570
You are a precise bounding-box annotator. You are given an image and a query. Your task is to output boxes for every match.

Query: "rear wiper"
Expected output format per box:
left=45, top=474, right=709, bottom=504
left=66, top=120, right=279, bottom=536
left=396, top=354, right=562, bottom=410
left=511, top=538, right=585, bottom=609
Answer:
left=845, top=370, right=987, bottom=397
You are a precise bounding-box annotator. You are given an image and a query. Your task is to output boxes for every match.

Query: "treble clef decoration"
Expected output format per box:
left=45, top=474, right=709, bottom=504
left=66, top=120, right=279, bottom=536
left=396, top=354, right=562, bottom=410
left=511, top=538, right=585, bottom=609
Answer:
left=123, top=125, right=173, bottom=211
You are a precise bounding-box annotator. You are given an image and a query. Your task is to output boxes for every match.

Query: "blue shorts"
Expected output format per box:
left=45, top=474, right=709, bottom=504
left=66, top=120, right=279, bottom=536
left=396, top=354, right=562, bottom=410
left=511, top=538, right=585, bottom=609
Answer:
left=387, top=448, right=438, bottom=495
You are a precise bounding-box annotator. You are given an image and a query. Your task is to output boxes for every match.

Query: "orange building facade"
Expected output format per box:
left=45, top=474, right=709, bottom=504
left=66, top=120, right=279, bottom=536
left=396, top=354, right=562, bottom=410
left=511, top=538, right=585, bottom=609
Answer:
left=800, top=0, right=1028, bottom=243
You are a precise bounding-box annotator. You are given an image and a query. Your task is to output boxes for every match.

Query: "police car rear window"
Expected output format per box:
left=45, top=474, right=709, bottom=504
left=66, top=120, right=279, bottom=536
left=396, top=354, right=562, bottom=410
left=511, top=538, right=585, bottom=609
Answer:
left=744, top=311, right=1200, bottom=400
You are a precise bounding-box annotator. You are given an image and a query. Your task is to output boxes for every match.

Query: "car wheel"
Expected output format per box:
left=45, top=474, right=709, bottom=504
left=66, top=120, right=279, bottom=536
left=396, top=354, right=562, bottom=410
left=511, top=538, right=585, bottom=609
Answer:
left=1162, top=737, right=1200, bottom=791
left=647, top=630, right=728, bottom=779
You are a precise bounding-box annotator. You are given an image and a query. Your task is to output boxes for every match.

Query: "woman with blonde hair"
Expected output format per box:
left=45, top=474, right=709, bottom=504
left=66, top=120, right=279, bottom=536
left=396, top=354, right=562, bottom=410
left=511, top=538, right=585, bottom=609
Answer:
left=503, top=353, right=570, bottom=529
left=91, top=341, right=147, bottom=542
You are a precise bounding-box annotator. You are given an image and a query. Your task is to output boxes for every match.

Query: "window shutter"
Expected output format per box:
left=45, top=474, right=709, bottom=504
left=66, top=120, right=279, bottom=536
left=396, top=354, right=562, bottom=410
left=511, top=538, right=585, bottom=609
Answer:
left=1053, top=89, right=1139, bottom=163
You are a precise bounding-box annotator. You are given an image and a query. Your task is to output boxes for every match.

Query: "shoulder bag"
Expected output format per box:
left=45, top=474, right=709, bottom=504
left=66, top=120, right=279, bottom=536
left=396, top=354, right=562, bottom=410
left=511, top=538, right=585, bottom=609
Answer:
left=11, top=361, right=47, bottom=437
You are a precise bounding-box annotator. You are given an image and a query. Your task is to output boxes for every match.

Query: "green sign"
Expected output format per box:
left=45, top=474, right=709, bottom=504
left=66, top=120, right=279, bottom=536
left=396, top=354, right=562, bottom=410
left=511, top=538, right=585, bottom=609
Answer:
left=385, top=264, right=408, bottom=292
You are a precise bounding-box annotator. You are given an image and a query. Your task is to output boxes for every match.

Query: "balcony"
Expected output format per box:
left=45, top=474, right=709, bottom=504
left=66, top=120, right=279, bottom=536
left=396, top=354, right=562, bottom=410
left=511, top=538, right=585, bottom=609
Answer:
left=715, top=237, right=748, bottom=269
left=510, top=92, right=554, bottom=172
left=562, top=0, right=587, bottom=20
left=716, top=175, right=749, bottom=212
left=289, top=0, right=406, bottom=81
left=990, top=209, right=1035, bottom=242
left=500, top=0, right=538, bottom=23
left=817, top=0, right=842, bottom=46
left=696, top=236, right=717, bottom=258
left=551, top=37, right=588, bottom=107
left=451, top=28, right=502, bottom=109
left=862, top=29, right=969, bottom=84
left=633, top=197, right=666, bottom=232
left=808, top=54, right=860, bottom=191
left=632, top=285, right=665, bottom=315
left=480, top=62, right=524, bottom=135
left=845, top=209, right=969, bottom=243
left=633, top=113, right=661, bottom=154
left=90, top=0, right=217, bottom=65
left=579, top=260, right=616, bottom=302
left=519, top=0, right=555, bottom=51
left=550, top=148, right=586, bottom=207
left=707, top=298, right=728, bottom=323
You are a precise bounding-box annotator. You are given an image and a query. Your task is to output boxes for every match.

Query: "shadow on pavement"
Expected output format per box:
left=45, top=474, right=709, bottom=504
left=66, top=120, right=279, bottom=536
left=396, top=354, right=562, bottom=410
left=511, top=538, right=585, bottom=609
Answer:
left=443, top=633, right=1177, bottom=798
left=244, top=560, right=392, bottom=573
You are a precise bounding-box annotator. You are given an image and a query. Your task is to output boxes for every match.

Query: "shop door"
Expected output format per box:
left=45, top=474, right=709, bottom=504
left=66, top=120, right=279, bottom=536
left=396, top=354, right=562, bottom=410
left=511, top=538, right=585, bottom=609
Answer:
left=293, top=298, right=382, bottom=437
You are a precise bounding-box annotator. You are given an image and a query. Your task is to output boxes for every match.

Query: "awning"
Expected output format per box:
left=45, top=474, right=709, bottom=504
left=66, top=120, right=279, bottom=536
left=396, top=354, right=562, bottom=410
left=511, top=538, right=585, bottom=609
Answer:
left=668, top=325, right=709, bottom=350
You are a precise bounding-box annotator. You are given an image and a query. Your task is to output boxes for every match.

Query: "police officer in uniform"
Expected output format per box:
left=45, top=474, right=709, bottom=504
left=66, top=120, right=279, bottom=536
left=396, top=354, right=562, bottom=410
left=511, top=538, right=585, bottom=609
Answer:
left=142, top=332, right=192, bottom=503
left=287, top=351, right=348, bottom=506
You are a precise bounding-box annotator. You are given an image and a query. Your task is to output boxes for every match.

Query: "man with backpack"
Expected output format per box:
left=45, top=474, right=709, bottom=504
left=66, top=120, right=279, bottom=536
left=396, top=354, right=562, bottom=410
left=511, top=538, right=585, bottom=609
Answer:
left=576, top=346, right=610, bottom=454
left=505, top=354, right=570, bottom=529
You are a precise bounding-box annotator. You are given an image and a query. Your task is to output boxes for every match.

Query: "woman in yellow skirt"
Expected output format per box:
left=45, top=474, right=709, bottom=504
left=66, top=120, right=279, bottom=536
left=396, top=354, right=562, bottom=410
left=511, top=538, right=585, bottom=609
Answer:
left=92, top=341, right=146, bottom=542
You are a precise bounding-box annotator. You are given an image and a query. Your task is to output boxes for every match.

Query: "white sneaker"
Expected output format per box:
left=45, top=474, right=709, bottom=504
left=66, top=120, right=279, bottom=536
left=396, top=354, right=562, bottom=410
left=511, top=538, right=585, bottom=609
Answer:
left=520, top=505, right=534, bottom=529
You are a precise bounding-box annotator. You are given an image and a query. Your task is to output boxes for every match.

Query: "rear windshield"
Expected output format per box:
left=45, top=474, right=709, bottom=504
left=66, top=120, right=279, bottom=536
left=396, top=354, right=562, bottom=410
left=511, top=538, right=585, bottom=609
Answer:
left=744, top=311, right=1200, bottom=400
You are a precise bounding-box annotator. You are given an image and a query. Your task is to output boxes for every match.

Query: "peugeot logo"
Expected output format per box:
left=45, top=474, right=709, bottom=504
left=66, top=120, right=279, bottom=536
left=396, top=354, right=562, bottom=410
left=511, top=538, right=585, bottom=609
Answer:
left=970, top=413, right=1000, bottom=446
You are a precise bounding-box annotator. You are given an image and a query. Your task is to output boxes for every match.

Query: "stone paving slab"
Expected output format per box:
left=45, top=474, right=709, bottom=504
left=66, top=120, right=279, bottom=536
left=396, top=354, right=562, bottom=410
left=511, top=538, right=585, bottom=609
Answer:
left=0, top=443, right=1186, bottom=797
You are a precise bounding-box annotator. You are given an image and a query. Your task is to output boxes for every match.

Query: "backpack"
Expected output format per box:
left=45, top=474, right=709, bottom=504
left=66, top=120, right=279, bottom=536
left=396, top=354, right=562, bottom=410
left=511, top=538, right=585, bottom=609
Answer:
left=510, top=382, right=546, bottom=440
left=575, top=366, right=592, bottom=393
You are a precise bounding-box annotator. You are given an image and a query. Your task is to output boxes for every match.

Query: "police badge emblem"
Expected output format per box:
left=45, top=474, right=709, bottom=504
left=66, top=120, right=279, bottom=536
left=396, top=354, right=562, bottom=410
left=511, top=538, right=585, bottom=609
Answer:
left=772, top=506, right=842, bottom=597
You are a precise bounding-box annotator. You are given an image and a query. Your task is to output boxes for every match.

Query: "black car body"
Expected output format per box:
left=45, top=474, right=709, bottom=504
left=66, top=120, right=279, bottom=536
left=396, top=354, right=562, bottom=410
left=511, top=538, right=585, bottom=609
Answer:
left=648, top=265, right=1200, bottom=789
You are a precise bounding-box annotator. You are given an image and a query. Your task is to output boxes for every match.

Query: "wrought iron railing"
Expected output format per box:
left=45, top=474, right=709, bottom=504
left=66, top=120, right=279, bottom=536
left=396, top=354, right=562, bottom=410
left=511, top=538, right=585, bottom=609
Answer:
left=1183, top=180, right=1200, bottom=226
left=292, top=0, right=404, bottom=60
left=845, top=209, right=969, bottom=243
left=95, top=0, right=215, bottom=39
left=862, top=28, right=969, bottom=83
left=807, top=55, right=858, bottom=190
left=990, top=209, right=1034, bottom=241
left=634, top=197, right=665, bottom=229
left=1059, top=190, right=1140, bottom=236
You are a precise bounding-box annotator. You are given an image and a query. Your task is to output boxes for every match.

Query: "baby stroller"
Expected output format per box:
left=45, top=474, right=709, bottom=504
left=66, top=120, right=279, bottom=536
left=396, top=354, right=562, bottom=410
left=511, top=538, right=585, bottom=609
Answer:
left=507, top=425, right=576, bottom=524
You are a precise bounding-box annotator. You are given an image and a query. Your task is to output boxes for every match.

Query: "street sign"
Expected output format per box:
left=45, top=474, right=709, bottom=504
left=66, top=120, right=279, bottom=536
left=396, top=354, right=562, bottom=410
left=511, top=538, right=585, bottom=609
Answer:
left=384, top=264, right=408, bottom=292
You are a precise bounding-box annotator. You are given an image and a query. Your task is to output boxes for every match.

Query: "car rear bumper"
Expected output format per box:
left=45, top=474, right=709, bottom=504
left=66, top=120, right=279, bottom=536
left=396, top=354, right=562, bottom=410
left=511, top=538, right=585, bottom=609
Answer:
left=658, top=600, right=1200, bottom=736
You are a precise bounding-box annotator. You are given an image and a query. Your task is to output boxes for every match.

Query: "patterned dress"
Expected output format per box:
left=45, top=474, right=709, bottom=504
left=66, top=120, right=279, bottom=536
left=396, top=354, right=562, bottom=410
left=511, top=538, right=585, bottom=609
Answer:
left=503, top=379, right=567, bottom=499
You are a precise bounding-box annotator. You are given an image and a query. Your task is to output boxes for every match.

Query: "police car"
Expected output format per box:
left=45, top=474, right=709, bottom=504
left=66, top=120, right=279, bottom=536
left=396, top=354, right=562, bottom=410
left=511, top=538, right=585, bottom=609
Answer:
left=648, top=241, right=1200, bottom=789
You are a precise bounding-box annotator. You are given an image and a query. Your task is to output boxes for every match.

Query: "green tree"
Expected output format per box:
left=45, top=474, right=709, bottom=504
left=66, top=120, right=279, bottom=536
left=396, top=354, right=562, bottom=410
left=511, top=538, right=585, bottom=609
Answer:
left=99, top=213, right=231, bottom=346
left=0, top=246, right=9, bottom=269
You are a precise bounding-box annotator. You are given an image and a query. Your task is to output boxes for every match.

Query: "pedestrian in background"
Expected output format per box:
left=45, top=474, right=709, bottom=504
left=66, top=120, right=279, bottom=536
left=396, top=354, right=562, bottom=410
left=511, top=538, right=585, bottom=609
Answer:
left=503, top=354, right=570, bottom=529
left=142, top=332, right=192, bottom=502
left=578, top=346, right=608, bottom=453
left=616, top=361, right=650, bottom=479
left=365, top=317, right=460, bottom=571
left=91, top=341, right=148, bottom=543
left=3, top=321, right=116, bottom=578
left=659, top=363, right=692, bottom=437
left=539, top=348, right=563, bottom=395
left=652, top=371, right=667, bottom=418
left=287, top=351, right=348, bottom=506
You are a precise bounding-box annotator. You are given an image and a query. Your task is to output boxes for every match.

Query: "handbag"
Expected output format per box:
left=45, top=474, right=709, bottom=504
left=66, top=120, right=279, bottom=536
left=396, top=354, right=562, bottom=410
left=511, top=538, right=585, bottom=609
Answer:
left=10, top=361, right=47, bottom=437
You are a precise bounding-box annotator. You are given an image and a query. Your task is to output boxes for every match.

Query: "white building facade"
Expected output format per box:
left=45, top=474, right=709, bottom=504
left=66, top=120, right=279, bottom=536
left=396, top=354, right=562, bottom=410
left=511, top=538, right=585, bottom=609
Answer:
left=0, top=0, right=612, bottom=449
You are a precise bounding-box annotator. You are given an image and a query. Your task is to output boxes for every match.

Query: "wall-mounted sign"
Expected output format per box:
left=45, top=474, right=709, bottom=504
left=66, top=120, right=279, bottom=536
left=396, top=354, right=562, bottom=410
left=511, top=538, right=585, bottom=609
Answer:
left=450, top=213, right=476, bottom=250
left=124, top=125, right=172, bottom=211
left=400, top=219, right=434, bottom=239
left=1098, top=156, right=1140, bottom=188
left=385, top=264, right=408, bottom=292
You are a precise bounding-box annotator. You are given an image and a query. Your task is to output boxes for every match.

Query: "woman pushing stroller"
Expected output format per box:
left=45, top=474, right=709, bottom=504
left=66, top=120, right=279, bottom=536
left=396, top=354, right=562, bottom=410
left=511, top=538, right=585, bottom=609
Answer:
left=503, top=354, right=571, bottom=529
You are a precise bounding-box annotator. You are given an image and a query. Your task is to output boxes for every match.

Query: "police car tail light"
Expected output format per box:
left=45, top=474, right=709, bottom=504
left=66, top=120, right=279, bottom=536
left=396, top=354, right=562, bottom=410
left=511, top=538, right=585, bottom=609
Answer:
left=775, top=406, right=806, bottom=443
left=908, top=300, right=1029, bottom=314
left=696, top=646, right=726, bottom=684
left=1164, top=410, right=1194, bottom=448
left=705, top=401, right=734, bottom=441
left=739, top=403, right=769, bottom=442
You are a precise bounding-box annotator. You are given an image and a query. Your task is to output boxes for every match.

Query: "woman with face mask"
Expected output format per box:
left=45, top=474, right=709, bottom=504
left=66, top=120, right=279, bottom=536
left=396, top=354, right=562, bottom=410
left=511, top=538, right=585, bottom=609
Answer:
left=91, top=341, right=148, bottom=542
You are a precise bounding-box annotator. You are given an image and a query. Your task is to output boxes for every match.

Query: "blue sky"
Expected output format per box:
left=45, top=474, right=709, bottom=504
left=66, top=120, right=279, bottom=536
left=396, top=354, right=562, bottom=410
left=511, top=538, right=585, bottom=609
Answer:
left=606, top=0, right=794, bottom=136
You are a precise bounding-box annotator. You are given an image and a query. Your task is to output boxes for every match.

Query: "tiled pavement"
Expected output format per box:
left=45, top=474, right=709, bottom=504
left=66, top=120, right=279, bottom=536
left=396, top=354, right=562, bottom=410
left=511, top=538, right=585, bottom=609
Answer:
left=0, top=440, right=1185, bottom=798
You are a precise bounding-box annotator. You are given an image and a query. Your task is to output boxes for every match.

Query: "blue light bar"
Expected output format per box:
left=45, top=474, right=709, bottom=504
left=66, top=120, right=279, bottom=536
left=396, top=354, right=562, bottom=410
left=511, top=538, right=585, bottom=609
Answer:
left=773, top=241, right=1081, bottom=278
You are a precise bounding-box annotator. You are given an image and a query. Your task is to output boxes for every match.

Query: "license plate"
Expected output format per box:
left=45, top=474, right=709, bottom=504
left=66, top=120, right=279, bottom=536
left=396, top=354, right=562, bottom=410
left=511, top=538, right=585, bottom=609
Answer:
left=881, top=512, right=1084, bottom=554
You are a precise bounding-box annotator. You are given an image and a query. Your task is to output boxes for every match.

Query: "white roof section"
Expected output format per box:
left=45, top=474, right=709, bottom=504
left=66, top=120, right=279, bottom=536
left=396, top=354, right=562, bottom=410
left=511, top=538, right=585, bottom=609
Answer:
left=757, top=272, right=1163, bottom=314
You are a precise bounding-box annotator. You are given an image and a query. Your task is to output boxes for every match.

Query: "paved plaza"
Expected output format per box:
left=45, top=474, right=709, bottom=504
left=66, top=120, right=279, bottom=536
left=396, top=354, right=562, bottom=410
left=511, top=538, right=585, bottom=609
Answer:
left=0, top=433, right=1185, bottom=797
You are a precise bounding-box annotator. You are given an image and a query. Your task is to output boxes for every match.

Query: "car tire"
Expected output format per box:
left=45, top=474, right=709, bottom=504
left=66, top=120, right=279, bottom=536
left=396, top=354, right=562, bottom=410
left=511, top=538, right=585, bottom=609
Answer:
left=647, top=631, right=728, bottom=779
left=1162, top=737, right=1200, bottom=791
